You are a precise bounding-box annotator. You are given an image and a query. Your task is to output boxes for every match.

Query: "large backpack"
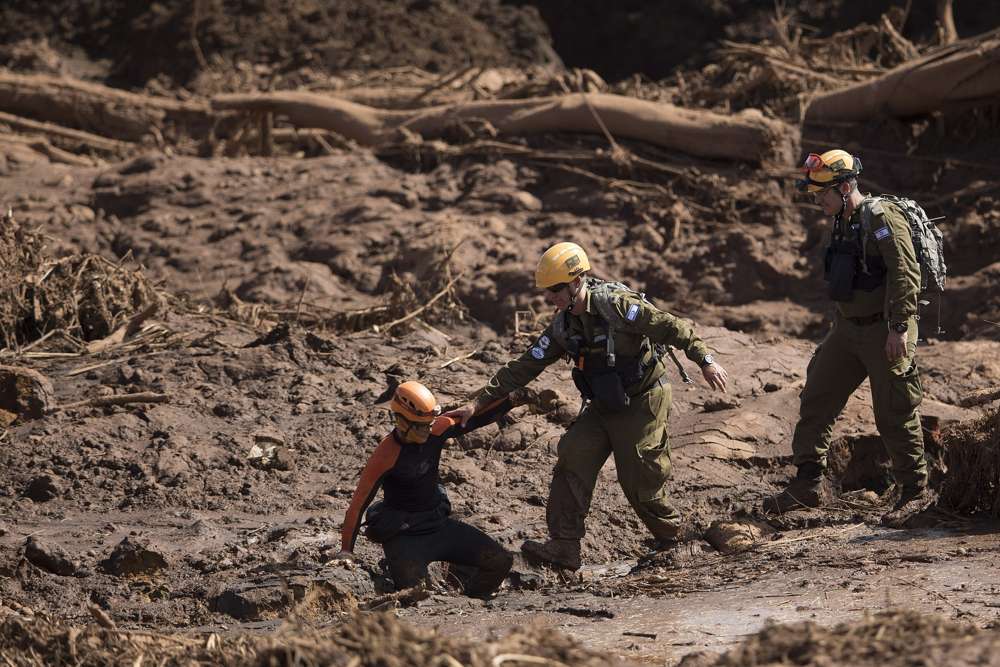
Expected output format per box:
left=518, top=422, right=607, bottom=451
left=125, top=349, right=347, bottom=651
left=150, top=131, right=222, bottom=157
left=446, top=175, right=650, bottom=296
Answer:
left=860, top=195, right=947, bottom=294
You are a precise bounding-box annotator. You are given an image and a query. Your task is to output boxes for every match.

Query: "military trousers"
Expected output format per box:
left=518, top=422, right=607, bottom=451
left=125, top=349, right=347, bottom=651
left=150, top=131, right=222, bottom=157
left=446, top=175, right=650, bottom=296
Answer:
left=791, top=314, right=926, bottom=487
left=546, top=377, right=681, bottom=543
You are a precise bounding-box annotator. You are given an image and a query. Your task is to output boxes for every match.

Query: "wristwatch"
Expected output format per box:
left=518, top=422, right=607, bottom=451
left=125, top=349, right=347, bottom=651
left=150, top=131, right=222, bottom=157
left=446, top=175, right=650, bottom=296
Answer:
left=700, top=354, right=715, bottom=368
left=890, top=321, right=908, bottom=333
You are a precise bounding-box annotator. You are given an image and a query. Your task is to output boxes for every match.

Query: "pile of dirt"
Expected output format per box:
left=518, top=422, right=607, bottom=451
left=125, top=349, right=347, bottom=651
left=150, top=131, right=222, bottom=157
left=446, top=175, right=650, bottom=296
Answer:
left=940, top=406, right=1000, bottom=516
left=0, top=610, right=622, bottom=667
left=679, top=610, right=1000, bottom=667
left=0, top=0, right=558, bottom=90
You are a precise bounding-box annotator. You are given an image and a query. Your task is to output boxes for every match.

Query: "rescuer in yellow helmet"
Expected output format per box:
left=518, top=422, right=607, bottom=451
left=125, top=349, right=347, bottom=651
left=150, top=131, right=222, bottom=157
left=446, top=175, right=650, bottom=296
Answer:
left=448, top=242, right=729, bottom=570
left=764, top=149, right=932, bottom=526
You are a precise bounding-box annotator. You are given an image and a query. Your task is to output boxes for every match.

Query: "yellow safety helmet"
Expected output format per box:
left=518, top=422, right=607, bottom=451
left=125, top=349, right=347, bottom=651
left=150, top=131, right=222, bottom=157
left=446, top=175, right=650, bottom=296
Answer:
left=535, top=242, right=591, bottom=289
left=796, top=149, right=862, bottom=193
left=389, top=381, right=441, bottom=424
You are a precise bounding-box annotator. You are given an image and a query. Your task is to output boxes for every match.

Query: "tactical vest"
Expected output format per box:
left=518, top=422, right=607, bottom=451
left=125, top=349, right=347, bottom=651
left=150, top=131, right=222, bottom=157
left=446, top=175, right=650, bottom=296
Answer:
left=549, top=279, right=658, bottom=411
left=824, top=199, right=888, bottom=302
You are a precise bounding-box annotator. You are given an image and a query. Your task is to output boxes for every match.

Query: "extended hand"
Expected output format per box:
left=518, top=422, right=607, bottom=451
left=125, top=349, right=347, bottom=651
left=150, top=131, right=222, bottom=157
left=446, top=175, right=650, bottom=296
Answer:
left=702, top=362, right=729, bottom=393
left=444, top=402, right=477, bottom=427
left=885, top=330, right=907, bottom=362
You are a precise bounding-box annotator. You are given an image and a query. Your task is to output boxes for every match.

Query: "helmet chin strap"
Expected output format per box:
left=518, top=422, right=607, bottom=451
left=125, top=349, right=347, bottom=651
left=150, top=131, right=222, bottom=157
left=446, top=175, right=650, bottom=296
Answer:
left=566, top=278, right=584, bottom=312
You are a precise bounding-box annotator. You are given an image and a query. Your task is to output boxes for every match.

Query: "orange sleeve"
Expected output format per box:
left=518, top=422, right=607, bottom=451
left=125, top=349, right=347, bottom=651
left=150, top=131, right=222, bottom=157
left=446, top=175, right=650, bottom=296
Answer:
left=340, top=434, right=401, bottom=552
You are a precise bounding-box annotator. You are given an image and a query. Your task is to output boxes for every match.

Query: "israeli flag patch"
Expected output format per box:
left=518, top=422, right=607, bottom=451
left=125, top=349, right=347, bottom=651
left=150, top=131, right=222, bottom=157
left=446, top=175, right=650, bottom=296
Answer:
left=538, top=335, right=550, bottom=349
left=530, top=346, right=545, bottom=360
left=874, top=226, right=891, bottom=240
left=626, top=304, right=640, bottom=322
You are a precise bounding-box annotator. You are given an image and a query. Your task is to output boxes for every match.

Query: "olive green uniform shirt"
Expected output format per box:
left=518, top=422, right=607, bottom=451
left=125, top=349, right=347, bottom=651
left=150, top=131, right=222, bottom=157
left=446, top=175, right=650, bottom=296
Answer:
left=478, top=282, right=710, bottom=401
left=835, top=199, right=920, bottom=323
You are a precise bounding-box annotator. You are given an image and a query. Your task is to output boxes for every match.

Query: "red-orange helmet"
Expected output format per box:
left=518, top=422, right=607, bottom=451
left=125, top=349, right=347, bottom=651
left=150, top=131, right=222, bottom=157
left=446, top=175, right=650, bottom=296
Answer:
left=389, top=381, right=441, bottom=424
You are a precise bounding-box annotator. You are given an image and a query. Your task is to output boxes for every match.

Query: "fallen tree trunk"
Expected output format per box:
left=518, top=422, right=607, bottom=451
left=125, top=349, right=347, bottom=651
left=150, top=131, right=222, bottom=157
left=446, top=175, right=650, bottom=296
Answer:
left=213, top=91, right=796, bottom=164
left=0, top=70, right=211, bottom=142
left=0, top=132, right=97, bottom=166
left=0, top=110, right=131, bottom=155
left=805, top=28, right=1000, bottom=123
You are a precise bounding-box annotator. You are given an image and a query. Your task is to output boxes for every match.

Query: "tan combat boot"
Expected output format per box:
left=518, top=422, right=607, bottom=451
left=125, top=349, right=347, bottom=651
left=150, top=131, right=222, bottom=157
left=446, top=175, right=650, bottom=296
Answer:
left=762, top=476, right=824, bottom=514
left=521, top=539, right=581, bottom=570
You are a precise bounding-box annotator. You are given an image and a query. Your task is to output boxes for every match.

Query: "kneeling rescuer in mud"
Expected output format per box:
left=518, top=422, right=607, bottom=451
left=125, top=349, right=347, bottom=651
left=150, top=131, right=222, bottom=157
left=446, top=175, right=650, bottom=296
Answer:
left=450, top=242, right=730, bottom=570
left=337, top=381, right=514, bottom=598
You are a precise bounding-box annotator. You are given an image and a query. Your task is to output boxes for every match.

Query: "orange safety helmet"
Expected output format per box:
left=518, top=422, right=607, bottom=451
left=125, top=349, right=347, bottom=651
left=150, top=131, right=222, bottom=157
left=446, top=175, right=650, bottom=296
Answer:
left=535, top=242, right=591, bottom=289
left=389, top=381, right=441, bottom=424
left=796, top=149, right=862, bottom=193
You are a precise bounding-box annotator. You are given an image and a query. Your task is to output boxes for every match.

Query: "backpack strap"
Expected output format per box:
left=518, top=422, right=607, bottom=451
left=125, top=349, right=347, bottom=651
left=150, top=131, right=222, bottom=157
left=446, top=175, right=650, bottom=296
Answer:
left=549, top=309, right=569, bottom=351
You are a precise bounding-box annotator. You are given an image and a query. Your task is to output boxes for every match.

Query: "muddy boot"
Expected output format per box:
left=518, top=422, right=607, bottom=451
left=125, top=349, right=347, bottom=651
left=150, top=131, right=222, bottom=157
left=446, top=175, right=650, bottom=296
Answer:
left=762, top=474, right=823, bottom=514
left=638, top=537, right=705, bottom=567
left=881, top=484, right=937, bottom=529
left=521, top=539, right=581, bottom=570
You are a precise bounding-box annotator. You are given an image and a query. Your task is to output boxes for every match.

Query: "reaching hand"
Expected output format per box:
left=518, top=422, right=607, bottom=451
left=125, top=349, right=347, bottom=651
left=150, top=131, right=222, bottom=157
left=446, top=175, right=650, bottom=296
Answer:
left=444, top=402, right=477, bottom=427
left=885, top=330, right=907, bottom=362
left=702, top=362, right=729, bottom=393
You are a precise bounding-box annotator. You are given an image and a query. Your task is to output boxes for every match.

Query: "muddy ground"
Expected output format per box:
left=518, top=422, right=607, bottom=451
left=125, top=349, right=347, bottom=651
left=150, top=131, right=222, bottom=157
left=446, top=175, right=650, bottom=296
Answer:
left=2, top=2, right=1000, bottom=666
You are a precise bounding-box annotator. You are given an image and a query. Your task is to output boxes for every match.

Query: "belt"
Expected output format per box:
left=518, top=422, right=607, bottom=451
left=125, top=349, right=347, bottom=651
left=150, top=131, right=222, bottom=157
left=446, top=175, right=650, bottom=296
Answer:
left=845, top=312, right=883, bottom=326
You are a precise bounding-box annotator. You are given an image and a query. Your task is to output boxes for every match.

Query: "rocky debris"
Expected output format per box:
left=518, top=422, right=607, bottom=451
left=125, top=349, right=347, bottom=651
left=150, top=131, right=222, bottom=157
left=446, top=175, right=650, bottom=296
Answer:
left=99, top=536, right=169, bottom=576
left=248, top=441, right=294, bottom=471
left=22, top=474, right=64, bottom=502
left=210, top=571, right=369, bottom=620
left=23, top=537, right=81, bottom=577
left=702, top=396, right=742, bottom=413
left=440, top=456, right=496, bottom=487
left=0, top=366, right=55, bottom=423
left=704, top=519, right=776, bottom=554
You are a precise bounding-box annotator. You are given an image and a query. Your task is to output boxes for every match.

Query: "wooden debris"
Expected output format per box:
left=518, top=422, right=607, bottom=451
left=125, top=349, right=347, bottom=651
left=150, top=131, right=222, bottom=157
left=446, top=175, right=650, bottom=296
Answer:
left=49, top=391, right=169, bottom=414
left=212, top=90, right=797, bottom=164
left=957, top=387, right=1000, bottom=408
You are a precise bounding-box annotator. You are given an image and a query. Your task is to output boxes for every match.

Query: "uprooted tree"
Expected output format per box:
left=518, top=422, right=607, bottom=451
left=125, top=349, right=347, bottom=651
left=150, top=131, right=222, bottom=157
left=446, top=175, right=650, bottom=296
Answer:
left=805, top=27, right=1000, bottom=123
left=211, top=91, right=798, bottom=165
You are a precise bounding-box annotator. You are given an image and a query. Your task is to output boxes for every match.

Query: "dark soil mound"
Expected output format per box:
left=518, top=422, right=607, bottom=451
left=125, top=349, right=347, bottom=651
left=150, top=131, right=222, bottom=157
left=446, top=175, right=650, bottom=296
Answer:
left=0, top=0, right=558, bottom=88
left=513, top=0, right=1000, bottom=82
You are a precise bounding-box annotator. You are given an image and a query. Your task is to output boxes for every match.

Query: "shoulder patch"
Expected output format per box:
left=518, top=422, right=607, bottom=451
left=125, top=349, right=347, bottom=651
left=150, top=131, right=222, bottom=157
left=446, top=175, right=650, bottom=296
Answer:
left=874, top=226, right=891, bottom=240
left=530, top=346, right=545, bottom=360
left=625, top=303, right=640, bottom=322
left=538, top=335, right=550, bottom=349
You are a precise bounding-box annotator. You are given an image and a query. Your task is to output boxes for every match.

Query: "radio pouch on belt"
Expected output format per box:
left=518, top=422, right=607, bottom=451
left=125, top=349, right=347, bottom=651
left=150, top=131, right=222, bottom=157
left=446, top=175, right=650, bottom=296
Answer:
left=589, top=369, right=629, bottom=412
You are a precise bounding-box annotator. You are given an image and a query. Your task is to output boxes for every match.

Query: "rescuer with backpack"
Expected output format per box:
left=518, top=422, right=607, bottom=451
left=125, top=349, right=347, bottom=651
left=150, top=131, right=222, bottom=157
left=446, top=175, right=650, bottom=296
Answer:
left=763, top=149, right=946, bottom=525
left=448, top=242, right=729, bottom=570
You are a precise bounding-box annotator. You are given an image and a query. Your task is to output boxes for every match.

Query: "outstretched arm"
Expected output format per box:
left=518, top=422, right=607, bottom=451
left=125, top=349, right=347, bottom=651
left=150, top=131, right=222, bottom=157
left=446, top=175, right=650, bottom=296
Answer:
left=339, top=435, right=400, bottom=554
left=437, top=396, right=515, bottom=440
left=452, top=324, right=565, bottom=425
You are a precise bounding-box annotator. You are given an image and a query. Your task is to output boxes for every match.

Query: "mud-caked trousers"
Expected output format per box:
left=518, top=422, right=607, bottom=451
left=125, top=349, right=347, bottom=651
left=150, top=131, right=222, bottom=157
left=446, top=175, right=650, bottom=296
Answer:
left=381, top=518, right=512, bottom=598
left=791, top=315, right=926, bottom=487
left=546, top=378, right=681, bottom=543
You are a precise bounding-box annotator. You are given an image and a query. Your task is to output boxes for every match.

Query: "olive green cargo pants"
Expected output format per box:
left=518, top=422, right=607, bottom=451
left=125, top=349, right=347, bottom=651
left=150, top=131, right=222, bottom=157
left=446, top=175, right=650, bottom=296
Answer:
left=546, top=378, right=681, bottom=543
left=791, top=315, right=926, bottom=487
